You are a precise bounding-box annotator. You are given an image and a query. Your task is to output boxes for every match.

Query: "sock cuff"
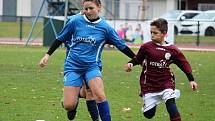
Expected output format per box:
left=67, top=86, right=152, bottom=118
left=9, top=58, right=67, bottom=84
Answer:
left=171, top=112, right=181, bottom=121
left=86, top=100, right=97, bottom=104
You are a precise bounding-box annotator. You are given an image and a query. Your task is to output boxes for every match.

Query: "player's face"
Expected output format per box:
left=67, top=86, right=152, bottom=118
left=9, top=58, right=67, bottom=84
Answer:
left=83, top=1, right=101, bottom=20
left=150, top=26, right=165, bottom=44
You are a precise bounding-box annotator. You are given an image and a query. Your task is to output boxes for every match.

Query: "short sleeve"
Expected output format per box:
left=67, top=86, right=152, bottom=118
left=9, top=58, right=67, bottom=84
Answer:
left=56, top=18, right=75, bottom=42
left=106, top=27, right=126, bottom=50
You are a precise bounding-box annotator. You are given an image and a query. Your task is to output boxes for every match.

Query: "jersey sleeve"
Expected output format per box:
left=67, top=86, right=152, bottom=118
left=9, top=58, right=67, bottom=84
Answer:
left=56, top=17, right=76, bottom=42
left=172, top=48, right=192, bottom=74
left=134, top=45, right=146, bottom=64
left=106, top=27, right=126, bottom=50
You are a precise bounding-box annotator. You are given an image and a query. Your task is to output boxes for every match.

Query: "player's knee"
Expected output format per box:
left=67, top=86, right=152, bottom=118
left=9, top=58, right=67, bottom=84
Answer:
left=96, top=95, right=106, bottom=102
left=143, top=107, right=156, bottom=119
left=94, top=92, right=106, bottom=102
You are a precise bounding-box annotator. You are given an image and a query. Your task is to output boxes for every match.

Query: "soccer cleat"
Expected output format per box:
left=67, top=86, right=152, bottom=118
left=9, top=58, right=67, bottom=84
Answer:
left=67, top=108, right=77, bottom=120
left=67, top=102, right=79, bottom=120
left=61, top=96, right=64, bottom=108
left=61, top=99, right=78, bottom=120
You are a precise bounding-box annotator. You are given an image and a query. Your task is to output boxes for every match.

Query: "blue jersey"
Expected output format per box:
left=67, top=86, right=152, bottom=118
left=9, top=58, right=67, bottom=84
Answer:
left=64, top=16, right=74, bottom=57
left=57, top=14, right=126, bottom=72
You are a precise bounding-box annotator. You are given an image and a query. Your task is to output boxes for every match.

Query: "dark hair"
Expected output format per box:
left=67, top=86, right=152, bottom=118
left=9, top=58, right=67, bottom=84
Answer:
left=82, top=0, right=101, bottom=6
left=150, top=18, right=168, bottom=33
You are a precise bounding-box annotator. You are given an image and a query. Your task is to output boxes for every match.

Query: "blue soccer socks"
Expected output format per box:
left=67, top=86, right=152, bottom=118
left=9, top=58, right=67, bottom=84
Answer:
left=97, top=100, right=111, bottom=121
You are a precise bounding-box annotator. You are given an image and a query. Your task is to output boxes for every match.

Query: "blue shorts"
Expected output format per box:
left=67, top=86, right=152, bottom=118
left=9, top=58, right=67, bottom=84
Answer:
left=64, top=68, right=102, bottom=87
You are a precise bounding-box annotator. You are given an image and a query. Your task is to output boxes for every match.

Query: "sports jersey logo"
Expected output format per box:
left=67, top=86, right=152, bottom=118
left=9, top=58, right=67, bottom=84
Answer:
left=75, top=36, right=96, bottom=45
left=165, top=53, right=171, bottom=60
left=86, top=24, right=96, bottom=28
left=156, top=47, right=166, bottom=51
left=149, top=60, right=167, bottom=68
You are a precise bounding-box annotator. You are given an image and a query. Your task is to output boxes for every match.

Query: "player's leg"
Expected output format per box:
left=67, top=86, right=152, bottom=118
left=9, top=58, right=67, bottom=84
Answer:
left=64, top=86, right=80, bottom=120
left=63, top=72, right=82, bottom=120
left=142, top=93, right=162, bottom=119
left=80, top=81, right=99, bottom=121
left=79, top=82, right=86, bottom=98
left=85, top=70, right=111, bottom=121
left=143, top=106, right=156, bottom=119
left=89, top=77, right=111, bottom=121
left=162, top=89, right=181, bottom=121
left=85, top=82, right=99, bottom=121
left=142, top=99, right=157, bottom=119
left=165, top=98, right=181, bottom=121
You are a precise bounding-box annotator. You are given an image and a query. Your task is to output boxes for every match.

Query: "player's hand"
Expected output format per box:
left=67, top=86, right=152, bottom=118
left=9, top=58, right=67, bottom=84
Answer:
left=125, top=63, right=133, bottom=72
left=189, top=81, right=198, bottom=91
left=39, top=54, right=50, bottom=68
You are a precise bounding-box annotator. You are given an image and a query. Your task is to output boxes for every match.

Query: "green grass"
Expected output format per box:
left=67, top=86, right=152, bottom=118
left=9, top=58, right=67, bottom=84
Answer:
left=0, top=45, right=215, bottom=121
left=0, top=21, right=43, bottom=39
left=175, top=35, right=215, bottom=45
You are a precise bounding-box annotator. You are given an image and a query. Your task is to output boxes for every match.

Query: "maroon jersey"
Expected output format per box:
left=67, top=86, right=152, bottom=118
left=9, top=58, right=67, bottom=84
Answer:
left=134, top=41, right=192, bottom=96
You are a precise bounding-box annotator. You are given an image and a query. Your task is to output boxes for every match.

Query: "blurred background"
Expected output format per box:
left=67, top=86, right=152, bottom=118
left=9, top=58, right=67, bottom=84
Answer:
left=0, top=0, right=215, bottom=48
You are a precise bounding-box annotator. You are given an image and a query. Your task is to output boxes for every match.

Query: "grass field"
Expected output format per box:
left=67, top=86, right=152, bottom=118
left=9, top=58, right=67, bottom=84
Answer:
left=0, top=45, right=215, bottom=121
left=0, top=21, right=43, bottom=38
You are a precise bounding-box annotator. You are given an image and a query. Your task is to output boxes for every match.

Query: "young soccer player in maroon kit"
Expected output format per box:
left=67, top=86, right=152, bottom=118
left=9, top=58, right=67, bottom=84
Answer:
left=124, top=18, right=198, bottom=121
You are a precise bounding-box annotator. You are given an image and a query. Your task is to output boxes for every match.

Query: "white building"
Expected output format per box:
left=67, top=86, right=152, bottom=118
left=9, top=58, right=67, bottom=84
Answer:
left=0, top=0, right=46, bottom=17
left=102, top=0, right=178, bottom=20
left=0, top=0, right=2, bottom=15
left=0, top=0, right=179, bottom=20
left=146, top=0, right=178, bottom=19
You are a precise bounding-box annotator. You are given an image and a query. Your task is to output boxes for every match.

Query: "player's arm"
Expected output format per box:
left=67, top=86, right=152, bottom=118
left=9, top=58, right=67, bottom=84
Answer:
left=39, top=40, right=63, bottom=68
left=185, top=72, right=197, bottom=91
left=125, top=46, right=145, bottom=72
left=105, top=39, right=135, bottom=59
left=105, top=38, right=136, bottom=71
left=173, top=50, right=198, bottom=91
left=39, top=16, right=75, bottom=68
left=120, top=46, right=135, bottom=59
left=46, top=40, right=63, bottom=55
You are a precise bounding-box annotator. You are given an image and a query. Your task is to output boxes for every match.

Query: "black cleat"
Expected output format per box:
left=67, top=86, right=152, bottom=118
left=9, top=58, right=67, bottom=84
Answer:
left=67, top=109, right=77, bottom=120
left=61, top=97, right=79, bottom=120
left=67, top=102, right=78, bottom=120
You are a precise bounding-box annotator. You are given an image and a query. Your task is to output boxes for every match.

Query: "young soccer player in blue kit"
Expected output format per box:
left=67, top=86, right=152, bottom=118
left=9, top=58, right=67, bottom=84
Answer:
left=65, top=12, right=99, bottom=121
left=39, top=0, right=135, bottom=120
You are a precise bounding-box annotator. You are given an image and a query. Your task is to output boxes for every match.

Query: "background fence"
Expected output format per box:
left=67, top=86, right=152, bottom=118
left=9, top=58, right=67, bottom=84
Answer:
left=0, top=15, right=215, bottom=47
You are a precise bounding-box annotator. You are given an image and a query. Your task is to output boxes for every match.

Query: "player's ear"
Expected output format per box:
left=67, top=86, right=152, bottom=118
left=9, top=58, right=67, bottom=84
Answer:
left=98, top=5, right=101, bottom=13
left=162, top=31, right=167, bottom=35
left=162, top=31, right=167, bottom=37
left=80, top=10, right=85, bottom=15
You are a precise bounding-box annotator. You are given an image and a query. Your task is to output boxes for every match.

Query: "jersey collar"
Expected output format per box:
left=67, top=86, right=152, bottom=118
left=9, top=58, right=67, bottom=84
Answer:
left=155, top=41, right=172, bottom=46
left=83, top=14, right=102, bottom=23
